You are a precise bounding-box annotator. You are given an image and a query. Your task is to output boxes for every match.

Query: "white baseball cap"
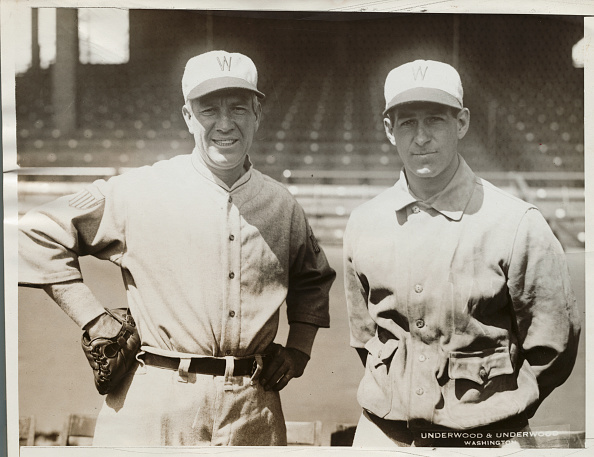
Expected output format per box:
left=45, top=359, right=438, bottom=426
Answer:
left=383, top=60, right=463, bottom=115
left=182, top=50, right=265, bottom=102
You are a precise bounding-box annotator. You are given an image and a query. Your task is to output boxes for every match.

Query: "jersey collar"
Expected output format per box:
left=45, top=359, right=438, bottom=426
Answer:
left=392, top=154, right=477, bottom=221
left=191, top=149, right=254, bottom=191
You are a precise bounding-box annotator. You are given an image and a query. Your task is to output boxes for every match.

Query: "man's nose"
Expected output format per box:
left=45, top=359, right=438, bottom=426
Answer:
left=215, top=111, right=234, bottom=131
left=414, top=124, right=431, bottom=145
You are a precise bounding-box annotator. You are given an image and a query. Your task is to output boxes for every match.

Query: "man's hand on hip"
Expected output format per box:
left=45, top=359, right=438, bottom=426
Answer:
left=260, top=342, right=310, bottom=391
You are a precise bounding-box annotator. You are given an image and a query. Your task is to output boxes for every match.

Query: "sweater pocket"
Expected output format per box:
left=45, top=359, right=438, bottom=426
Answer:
left=449, top=347, right=514, bottom=387
left=444, top=346, right=520, bottom=428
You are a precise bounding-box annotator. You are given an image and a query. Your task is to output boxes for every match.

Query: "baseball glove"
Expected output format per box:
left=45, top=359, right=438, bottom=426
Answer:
left=81, top=308, right=141, bottom=395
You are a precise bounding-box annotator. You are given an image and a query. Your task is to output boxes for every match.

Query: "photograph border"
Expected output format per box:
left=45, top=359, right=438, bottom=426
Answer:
left=3, top=1, right=593, bottom=456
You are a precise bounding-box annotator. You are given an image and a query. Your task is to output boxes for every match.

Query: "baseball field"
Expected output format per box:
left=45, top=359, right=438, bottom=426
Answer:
left=17, top=244, right=585, bottom=445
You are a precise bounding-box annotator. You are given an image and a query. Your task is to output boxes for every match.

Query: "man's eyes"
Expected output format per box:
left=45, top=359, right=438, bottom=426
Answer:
left=399, top=116, right=445, bottom=126
left=198, top=106, right=249, bottom=115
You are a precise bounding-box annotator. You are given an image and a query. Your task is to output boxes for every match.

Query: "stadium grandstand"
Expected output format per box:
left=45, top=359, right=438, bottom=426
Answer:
left=16, top=11, right=584, bottom=248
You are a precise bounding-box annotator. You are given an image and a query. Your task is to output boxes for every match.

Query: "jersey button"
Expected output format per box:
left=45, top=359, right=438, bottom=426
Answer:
left=412, top=206, right=420, bottom=214
left=418, top=354, right=426, bottom=362
left=228, top=196, right=233, bottom=203
left=416, top=387, right=424, bottom=396
left=229, top=272, right=235, bottom=279
left=229, top=234, right=235, bottom=241
left=416, top=319, right=425, bottom=329
left=229, top=310, right=236, bottom=318
left=414, top=284, right=423, bottom=293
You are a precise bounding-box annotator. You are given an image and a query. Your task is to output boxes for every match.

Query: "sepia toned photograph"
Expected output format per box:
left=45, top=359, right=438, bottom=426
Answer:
left=2, top=2, right=590, bottom=455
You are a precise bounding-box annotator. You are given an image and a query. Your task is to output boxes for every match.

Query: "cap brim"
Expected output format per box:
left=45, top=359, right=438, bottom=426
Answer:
left=186, top=76, right=265, bottom=101
left=383, top=87, right=461, bottom=115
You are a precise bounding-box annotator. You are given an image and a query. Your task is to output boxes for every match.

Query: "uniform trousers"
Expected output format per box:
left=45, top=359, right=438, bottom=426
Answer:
left=353, top=409, right=537, bottom=448
left=92, top=362, right=287, bottom=446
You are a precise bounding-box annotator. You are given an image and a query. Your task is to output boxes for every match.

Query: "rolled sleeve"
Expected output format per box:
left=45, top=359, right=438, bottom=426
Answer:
left=507, top=208, right=581, bottom=406
left=286, top=207, right=335, bottom=328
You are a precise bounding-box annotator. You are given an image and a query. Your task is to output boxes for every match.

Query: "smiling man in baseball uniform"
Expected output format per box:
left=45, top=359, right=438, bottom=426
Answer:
left=19, top=50, right=336, bottom=446
left=343, top=59, right=580, bottom=447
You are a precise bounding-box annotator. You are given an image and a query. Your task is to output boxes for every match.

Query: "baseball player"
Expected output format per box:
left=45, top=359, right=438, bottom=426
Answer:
left=343, top=59, right=580, bottom=447
left=19, top=50, right=336, bottom=446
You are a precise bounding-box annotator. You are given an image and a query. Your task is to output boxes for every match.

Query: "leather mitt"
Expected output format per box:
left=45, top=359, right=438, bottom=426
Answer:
left=81, top=308, right=141, bottom=395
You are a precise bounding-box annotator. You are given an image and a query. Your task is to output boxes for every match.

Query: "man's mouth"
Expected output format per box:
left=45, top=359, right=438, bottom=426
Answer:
left=213, top=139, right=238, bottom=147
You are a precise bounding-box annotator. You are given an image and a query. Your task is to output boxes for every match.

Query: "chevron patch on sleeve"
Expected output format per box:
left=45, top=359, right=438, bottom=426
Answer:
left=68, top=187, right=105, bottom=210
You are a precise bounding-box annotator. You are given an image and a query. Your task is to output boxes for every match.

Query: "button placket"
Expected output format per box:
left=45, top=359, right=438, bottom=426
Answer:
left=222, top=192, right=241, bottom=357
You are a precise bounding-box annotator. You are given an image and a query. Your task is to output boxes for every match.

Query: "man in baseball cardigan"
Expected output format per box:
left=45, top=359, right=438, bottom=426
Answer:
left=343, top=59, right=580, bottom=448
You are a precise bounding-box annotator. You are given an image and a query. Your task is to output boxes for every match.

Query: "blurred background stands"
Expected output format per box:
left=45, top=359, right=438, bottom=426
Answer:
left=15, top=12, right=584, bottom=249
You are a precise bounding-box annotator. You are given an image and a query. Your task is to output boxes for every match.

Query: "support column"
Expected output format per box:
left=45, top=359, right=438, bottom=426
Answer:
left=52, top=8, right=78, bottom=133
left=31, top=8, right=40, bottom=70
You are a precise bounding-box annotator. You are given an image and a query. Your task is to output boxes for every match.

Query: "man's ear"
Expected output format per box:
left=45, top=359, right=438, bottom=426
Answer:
left=253, top=100, right=262, bottom=132
left=182, top=104, right=194, bottom=134
left=457, top=108, right=470, bottom=140
left=384, top=117, right=396, bottom=146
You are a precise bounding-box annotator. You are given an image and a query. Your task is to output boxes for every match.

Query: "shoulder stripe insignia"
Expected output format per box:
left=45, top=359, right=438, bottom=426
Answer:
left=69, top=188, right=105, bottom=210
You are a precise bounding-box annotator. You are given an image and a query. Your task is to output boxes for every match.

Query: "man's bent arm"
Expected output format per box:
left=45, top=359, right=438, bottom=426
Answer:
left=508, top=208, right=581, bottom=412
left=19, top=181, right=128, bottom=337
left=260, top=322, right=317, bottom=392
left=43, top=279, right=121, bottom=338
left=285, top=321, right=318, bottom=357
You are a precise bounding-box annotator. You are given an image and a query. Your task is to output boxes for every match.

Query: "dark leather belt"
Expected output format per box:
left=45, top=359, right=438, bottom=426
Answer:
left=142, top=353, right=259, bottom=376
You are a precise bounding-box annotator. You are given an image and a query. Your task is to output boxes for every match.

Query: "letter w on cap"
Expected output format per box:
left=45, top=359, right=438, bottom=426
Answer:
left=412, top=65, right=428, bottom=81
left=217, top=56, right=232, bottom=71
